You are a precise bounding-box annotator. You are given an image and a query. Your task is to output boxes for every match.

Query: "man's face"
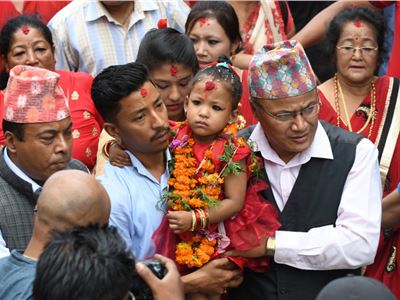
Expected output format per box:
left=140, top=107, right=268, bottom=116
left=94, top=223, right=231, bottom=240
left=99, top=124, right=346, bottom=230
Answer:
left=6, top=117, right=73, bottom=182
left=107, top=81, right=170, bottom=157
left=253, top=89, right=319, bottom=163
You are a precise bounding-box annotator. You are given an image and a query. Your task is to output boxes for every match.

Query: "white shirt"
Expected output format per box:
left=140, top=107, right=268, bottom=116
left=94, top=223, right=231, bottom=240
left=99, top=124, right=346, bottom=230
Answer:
left=249, top=121, right=382, bottom=270
left=0, top=149, right=43, bottom=257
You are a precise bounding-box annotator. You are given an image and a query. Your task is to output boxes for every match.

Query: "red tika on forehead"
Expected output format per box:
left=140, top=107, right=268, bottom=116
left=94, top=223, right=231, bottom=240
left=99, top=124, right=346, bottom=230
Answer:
left=205, top=81, right=216, bottom=91
left=22, top=25, right=30, bottom=35
left=140, top=88, right=148, bottom=98
left=170, top=66, right=178, bottom=77
left=198, top=17, right=207, bottom=27
left=353, top=20, right=362, bottom=28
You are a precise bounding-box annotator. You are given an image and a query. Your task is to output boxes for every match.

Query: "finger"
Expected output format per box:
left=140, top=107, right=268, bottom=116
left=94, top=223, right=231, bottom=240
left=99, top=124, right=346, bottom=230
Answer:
left=136, top=262, right=158, bottom=290
left=154, top=254, right=177, bottom=273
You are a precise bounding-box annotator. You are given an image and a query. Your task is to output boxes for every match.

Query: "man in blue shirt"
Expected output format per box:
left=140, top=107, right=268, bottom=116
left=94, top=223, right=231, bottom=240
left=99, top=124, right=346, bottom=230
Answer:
left=92, top=62, right=243, bottom=295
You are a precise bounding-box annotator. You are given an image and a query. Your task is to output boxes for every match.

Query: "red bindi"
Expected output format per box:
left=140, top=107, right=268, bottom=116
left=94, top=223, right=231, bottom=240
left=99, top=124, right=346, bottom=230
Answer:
left=157, top=18, right=167, bottom=29
left=140, top=88, right=147, bottom=98
left=170, top=65, right=178, bottom=77
left=353, top=20, right=362, bottom=28
left=198, top=17, right=207, bottom=27
left=205, top=81, right=216, bottom=91
left=22, top=25, right=30, bottom=35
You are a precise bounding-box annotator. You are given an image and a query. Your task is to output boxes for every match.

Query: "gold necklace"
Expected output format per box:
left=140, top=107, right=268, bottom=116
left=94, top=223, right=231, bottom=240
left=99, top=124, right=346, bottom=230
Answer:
left=333, top=73, right=376, bottom=139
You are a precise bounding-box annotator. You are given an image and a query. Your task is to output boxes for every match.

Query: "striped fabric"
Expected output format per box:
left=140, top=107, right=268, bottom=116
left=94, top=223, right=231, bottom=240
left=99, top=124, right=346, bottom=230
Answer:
left=48, top=0, right=189, bottom=76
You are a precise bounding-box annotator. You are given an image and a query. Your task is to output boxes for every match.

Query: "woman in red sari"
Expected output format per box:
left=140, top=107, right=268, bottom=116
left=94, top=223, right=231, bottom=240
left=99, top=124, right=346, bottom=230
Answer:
left=0, top=15, right=103, bottom=170
left=317, top=8, right=400, bottom=297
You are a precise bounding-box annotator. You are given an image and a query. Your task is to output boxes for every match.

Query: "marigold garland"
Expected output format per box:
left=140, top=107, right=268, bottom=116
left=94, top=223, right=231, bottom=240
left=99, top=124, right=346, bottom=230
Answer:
left=164, top=121, right=248, bottom=268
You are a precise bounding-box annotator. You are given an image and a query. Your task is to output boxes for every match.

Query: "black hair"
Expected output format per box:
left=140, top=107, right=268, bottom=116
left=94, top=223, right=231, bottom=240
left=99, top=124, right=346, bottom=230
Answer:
left=32, top=225, right=135, bottom=300
left=191, top=56, right=242, bottom=110
left=0, top=15, right=54, bottom=90
left=91, top=62, right=150, bottom=123
left=324, top=7, right=387, bottom=70
left=2, top=120, right=25, bottom=141
left=136, top=28, right=198, bottom=74
left=185, top=1, right=242, bottom=52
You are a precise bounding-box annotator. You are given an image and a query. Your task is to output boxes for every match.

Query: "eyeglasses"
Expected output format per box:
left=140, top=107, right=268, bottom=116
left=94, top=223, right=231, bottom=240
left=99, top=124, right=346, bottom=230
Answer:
left=254, top=101, right=320, bottom=122
left=336, top=46, right=378, bottom=56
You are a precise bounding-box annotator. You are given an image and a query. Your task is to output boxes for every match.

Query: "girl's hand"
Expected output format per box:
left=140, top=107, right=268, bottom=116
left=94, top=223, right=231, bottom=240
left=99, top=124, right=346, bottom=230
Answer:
left=109, top=143, right=132, bottom=167
left=167, top=211, right=192, bottom=234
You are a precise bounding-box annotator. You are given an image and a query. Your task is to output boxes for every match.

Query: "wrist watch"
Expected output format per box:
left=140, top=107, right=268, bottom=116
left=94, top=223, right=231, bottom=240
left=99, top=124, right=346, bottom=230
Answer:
left=265, top=236, right=276, bottom=256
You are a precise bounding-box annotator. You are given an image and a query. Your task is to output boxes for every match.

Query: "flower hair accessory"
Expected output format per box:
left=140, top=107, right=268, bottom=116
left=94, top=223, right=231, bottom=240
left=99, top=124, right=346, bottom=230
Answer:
left=157, top=18, right=168, bottom=29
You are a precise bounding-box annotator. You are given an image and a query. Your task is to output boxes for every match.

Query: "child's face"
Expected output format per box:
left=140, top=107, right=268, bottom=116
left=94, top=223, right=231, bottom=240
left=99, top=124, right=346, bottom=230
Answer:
left=188, top=17, right=237, bottom=69
left=185, top=78, right=236, bottom=144
left=151, top=63, right=193, bottom=122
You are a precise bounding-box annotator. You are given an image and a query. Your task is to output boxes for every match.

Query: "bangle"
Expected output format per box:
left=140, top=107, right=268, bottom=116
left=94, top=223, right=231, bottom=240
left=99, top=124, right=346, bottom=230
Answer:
left=190, top=210, right=196, bottom=231
left=194, top=209, right=201, bottom=231
left=204, top=208, right=209, bottom=228
left=265, top=237, right=276, bottom=257
left=102, top=139, right=117, bottom=159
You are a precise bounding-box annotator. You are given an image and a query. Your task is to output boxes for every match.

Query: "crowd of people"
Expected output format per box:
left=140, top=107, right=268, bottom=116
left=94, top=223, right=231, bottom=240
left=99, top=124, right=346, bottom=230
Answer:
left=0, top=1, right=399, bottom=299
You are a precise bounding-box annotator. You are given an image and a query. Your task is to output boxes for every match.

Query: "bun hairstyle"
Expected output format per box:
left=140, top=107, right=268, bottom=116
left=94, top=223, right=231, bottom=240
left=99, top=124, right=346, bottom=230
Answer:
left=191, top=55, right=242, bottom=110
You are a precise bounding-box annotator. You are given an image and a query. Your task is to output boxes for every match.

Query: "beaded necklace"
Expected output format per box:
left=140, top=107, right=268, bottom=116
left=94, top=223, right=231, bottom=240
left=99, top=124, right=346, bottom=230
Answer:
left=333, top=73, right=376, bottom=139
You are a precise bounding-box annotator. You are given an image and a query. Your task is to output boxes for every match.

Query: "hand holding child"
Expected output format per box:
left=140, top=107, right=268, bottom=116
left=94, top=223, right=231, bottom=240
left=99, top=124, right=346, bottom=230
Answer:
left=167, top=210, right=192, bottom=234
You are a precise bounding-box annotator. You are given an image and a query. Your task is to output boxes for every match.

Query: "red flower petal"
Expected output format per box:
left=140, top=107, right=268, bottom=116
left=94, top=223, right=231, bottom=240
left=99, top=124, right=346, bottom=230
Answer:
left=157, top=18, right=168, bottom=29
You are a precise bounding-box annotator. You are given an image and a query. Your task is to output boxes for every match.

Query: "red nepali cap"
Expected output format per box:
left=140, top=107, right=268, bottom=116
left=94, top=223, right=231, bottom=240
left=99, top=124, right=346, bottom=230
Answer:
left=4, top=65, right=70, bottom=123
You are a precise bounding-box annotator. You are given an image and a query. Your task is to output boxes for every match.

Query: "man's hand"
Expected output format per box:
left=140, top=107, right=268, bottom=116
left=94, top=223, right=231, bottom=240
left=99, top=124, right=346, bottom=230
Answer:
left=181, top=257, right=243, bottom=294
left=167, top=211, right=192, bottom=234
left=136, top=254, right=184, bottom=300
left=109, top=142, right=132, bottom=167
left=225, top=236, right=268, bottom=258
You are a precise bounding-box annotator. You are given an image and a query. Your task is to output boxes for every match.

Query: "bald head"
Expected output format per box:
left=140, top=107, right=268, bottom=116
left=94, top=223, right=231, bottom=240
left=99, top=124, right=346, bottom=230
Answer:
left=35, top=170, right=110, bottom=231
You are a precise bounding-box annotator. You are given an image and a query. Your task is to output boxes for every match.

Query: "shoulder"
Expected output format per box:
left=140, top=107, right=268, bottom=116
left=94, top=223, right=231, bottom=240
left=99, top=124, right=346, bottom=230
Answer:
left=68, top=159, right=89, bottom=173
left=48, top=0, right=89, bottom=29
left=321, top=121, right=364, bottom=145
left=238, top=125, right=256, bottom=141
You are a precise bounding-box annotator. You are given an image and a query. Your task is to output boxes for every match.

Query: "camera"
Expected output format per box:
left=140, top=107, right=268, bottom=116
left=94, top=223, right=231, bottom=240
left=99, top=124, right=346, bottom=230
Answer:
left=130, top=259, right=168, bottom=300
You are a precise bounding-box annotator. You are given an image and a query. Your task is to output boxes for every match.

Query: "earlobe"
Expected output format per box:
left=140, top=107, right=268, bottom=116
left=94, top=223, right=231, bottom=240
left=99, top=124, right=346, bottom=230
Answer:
left=4, top=131, right=17, bottom=154
left=229, top=109, right=238, bottom=123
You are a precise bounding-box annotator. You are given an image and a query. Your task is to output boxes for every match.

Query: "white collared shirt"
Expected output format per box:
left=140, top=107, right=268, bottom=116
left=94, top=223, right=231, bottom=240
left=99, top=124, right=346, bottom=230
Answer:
left=249, top=121, right=382, bottom=270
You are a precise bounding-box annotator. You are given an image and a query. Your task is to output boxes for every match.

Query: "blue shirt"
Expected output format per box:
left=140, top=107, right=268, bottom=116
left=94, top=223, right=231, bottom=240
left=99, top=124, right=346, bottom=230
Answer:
left=98, top=150, right=170, bottom=259
left=0, top=250, right=35, bottom=300
left=48, top=0, right=189, bottom=76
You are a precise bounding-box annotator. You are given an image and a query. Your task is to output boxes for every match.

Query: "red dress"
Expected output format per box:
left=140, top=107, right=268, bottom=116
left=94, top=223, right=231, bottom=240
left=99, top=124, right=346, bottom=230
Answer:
left=318, top=75, right=400, bottom=298
left=0, top=70, right=103, bottom=170
left=153, top=121, right=280, bottom=272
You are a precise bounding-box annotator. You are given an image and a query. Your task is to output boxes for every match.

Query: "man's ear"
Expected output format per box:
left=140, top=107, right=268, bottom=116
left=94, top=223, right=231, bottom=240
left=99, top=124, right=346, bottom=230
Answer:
left=4, top=131, right=18, bottom=154
left=103, top=123, right=121, bottom=144
left=250, top=101, right=260, bottom=121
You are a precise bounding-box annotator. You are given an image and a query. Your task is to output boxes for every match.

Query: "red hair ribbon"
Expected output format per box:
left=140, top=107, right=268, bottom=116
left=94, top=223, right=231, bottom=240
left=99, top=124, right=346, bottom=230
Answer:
left=22, top=25, right=30, bottom=35
left=140, top=88, right=148, bottom=98
left=205, top=81, right=216, bottom=91
left=157, top=19, right=168, bottom=29
left=170, top=66, right=178, bottom=77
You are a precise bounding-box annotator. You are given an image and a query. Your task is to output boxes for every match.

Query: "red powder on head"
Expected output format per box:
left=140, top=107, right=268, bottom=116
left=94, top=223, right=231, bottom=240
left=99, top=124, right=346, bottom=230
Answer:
left=140, top=88, right=148, bottom=98
left=157, top=19, right=167, bottom=29
left=170, top=65, right=178, bottom=77
left=205, top=81, right=216, bottom=91
left=22, top=25, right=30, bottom=35
left=353, top=20, right=362, bottom=28
left=198, top=17, right=207, bottom=27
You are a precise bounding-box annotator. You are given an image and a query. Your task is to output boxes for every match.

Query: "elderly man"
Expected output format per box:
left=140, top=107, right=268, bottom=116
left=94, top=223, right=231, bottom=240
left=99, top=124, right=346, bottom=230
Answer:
left=227, top=40, right=382, bottom=300
left=0, top=170, right=110, bottom=299
left=0, top=65, right=87, bottom=255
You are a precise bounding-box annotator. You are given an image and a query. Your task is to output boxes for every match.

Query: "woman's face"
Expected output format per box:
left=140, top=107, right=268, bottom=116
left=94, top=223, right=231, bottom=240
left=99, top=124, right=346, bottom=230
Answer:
left=151, top=63, right=193, bottom=122
left=5, top=26, right=56, bottom=72
left=188, top=17, right=237, bottom=69
left=335, top=21, right=379, bottom=85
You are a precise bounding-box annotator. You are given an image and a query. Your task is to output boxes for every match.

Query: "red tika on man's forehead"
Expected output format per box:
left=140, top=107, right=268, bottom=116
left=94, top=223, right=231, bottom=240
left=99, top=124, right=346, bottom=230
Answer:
left=140, top=88, right=148, bottom=98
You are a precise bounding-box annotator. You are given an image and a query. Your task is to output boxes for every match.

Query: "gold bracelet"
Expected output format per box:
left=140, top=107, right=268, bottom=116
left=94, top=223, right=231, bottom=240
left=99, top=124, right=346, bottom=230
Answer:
left=265, top=237, right=276, bottom=257
left=190, top=210, right=196, bottom=231
left=197, top=209, right=206, bottom=229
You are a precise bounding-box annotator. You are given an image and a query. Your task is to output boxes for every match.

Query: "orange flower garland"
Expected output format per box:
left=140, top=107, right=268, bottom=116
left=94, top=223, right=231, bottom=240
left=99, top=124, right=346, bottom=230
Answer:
left=164, top=121, right=246, bottom=268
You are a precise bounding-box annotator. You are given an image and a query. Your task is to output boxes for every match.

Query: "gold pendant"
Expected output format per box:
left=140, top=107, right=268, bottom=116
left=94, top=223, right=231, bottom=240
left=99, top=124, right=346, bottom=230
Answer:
left=385, top=246, right=397, bottom=272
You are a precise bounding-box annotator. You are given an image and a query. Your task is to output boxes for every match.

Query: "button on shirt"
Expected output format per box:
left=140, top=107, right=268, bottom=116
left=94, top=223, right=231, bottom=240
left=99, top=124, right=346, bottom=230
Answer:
left=249, top=121, right=382, bottom=270
left=97, top=150, right=170, bottom=259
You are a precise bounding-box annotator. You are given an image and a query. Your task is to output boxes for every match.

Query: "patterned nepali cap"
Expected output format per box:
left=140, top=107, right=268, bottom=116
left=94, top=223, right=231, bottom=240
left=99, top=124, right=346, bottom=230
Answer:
left=4, top=65, right=70, bottom=123
left=249, top=40, right=317, bottom=99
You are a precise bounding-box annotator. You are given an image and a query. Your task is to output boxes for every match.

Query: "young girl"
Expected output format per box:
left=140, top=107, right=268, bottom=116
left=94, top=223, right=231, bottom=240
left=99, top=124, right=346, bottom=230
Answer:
left=153, top=59, right=280, bottom=300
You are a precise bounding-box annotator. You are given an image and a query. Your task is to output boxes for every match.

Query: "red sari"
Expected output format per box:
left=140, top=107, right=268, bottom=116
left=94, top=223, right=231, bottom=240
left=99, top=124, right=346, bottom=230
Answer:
left=153, top=121, right=280, bottom=273
left=319, top=75, right=400, bottom=298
